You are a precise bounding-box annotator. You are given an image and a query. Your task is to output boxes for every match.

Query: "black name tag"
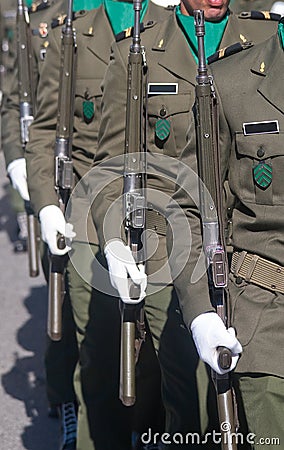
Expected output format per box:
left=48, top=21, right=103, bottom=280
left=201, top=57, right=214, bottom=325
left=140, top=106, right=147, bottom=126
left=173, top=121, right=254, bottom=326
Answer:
left=243, top=120, right=279, bottom=135
left=148, top=83, right=178, bottom=95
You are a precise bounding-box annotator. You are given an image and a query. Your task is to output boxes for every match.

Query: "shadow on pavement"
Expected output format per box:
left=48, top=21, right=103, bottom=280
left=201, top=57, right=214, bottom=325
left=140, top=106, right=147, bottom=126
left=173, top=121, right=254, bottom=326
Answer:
left=1, top=285, right=60, bottom=450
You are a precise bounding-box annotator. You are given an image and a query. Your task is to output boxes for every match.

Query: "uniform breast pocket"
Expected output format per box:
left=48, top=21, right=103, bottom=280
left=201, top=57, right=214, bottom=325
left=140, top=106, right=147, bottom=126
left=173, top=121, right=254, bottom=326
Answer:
left=147, top=92, right=192, bottom=157
left=232, top=132, right=284, bottom=206
left=74, top=78, right=102, bottom=127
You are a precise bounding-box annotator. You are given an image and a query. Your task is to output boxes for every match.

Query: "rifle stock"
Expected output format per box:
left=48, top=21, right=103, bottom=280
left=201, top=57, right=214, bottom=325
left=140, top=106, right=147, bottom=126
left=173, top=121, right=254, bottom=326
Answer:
left=17, top=0, right=40, bottom=277
left=194, top=10, right=238, bottom=450
left=48, top=0, right=77, bottom=341
left=48, top=253, right=68, bottom=340
left=25, top=200, right=40, bottom=277
left=120, top=0, right=147, bottom=406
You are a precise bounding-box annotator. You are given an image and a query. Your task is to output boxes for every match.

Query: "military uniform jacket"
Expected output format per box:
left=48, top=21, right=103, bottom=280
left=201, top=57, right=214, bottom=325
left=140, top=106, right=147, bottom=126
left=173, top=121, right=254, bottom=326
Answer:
left=2, top=0, right=68, bottom=168
left=89, top=9, right=278, bottom=284
left=169, top=33, right=284, bottom=377
left=25, top=2, right=171, bottom=244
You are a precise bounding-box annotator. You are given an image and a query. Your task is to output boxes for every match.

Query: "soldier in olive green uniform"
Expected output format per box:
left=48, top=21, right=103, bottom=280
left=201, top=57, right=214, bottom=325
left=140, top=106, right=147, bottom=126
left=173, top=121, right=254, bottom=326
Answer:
left=88, top=0, right=279, bottom=448
left=168, top=19, right=284, bottom=450
left=1, top=2, right=83, bottom=449
left=0, top=0, right=26, bottom=251
left=26, top=2, right=171, bottom=449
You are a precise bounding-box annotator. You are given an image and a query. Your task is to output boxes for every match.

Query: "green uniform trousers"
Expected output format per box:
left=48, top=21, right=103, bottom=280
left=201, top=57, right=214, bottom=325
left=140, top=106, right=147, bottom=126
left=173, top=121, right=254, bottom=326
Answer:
left=234, top=374, right=284, bottom=450
left=145, top=287, right=220, bottom=449
left=67, top=242, right=219, bottom=449
left=9, top=185, right=25, bottom=214
left=41, top=242, right=78, bottom=407
left=66, top=242, right=164, bottom=450
left=44, top=289, right=78, bottom=406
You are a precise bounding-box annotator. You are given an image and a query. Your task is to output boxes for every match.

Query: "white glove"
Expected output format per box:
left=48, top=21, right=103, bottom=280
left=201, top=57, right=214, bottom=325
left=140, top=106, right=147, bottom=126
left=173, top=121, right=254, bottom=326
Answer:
left=271, top=2, right=284, bottom=16
left=7, top=158, right=30, bottom=201
left=39, top=205, right=76, bottom=255
left=191, top=312, right=242, bottom=375
left=104, top=239, right=147, bottom=303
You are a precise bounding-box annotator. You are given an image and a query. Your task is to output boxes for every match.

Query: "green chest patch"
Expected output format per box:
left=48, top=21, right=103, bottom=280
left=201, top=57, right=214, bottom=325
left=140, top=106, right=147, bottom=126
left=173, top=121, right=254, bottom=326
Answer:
left=83, top=100, right=94, bottom=124
left=155, top=118, right=171, bottom=142
left=253, top=161, right=272, bottom=189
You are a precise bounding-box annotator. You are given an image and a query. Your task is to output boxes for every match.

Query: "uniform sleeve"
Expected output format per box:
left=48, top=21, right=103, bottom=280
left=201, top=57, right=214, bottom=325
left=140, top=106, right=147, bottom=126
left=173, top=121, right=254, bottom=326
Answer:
left=1, top=28, right=43, bottom=170
left=1, top=66, right=24, bottom=168
left=89, top=41, right=128, bottom=250
left=166, top=91, right=231, bottom=329
left=25, top=27, right=62, bottom=215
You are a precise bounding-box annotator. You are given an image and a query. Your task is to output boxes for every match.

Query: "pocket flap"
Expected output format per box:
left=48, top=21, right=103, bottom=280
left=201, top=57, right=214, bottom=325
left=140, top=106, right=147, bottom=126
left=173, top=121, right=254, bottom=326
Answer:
left=235, top=132, right=284, bottom=160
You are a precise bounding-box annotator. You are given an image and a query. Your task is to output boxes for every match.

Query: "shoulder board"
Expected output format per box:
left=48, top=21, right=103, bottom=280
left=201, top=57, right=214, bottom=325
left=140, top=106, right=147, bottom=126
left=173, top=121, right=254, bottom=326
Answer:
left=115, top=20, right=156, bottom=42
left=29, top=1, right=50, bottom=14
left=208, top=41, right=254, bottom=64
left=238, top=10, right=281, bottom=21
left=51, top=11, right=77, bottom=29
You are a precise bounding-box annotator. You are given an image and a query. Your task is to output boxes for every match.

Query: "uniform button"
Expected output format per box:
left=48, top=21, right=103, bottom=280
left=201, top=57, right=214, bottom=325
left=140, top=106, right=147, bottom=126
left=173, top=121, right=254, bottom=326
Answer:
left=235, top=276, right=243, bottom=285
left=257, top=147, right=265, bottom=157
left=160, top=107, right=166, bottom=117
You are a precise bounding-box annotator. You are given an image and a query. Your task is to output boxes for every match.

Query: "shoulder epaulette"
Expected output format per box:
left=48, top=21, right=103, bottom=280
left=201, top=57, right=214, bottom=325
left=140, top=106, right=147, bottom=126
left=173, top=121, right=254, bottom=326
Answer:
left=238, top=10, right=281, bottom=21
left=208, top=41, right=254, bottom=64
left=165, top=5, right=175, bottom=11
left=115, top=20, right=156, bottom=42
left=28, top=0, right=50, bottom=14
left=51, top=11, right=78, bottom=29
left=115, top=23, right=145, bottom=42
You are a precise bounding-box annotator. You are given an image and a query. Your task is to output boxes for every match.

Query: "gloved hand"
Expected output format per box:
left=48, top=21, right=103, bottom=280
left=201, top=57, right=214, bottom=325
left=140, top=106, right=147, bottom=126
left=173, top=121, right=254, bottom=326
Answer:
left=39, top=205, right=76, bottom=255
left=104, top=239, right=147, bottom=303
left=191, top=312, right=242, bottom=375
left=271, top=2, right=284, bottom=16
left=7, top=158, right=30, bottom=201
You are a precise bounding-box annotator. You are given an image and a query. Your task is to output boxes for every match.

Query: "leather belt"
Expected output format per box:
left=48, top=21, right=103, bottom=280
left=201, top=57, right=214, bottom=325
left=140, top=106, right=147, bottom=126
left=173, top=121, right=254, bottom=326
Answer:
left=231, top=250, right=284, bottom=294
left=146, top=209, right=167, bottom=236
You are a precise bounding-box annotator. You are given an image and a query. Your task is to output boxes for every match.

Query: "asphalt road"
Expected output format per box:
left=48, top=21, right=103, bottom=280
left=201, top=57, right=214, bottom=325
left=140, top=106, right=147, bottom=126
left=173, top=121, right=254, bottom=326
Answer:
left=0, top=151, right=59, bottom=450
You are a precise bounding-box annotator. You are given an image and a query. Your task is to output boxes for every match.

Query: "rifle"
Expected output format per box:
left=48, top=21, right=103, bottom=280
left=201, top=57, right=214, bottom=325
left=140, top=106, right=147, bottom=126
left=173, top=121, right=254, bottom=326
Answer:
left=120, top=0, right=147, bottom=406
left=194, top=10, right=238, bottom=450
left=48, top=0, right=77, bottom=341
left=16, top=0, right=40, bottom=277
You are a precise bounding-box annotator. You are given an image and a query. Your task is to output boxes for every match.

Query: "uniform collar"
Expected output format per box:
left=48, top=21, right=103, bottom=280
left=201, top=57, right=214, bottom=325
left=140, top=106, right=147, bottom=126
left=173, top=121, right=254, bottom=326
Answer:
left=149, top=11, right=242, bottom=85
left=151, top=13, right=197, bottom=85
left=251, top=34, right=284, bottom=115
left=219, top=11, right=250, bottom=48
left=84, top=6, right=114, bottom=65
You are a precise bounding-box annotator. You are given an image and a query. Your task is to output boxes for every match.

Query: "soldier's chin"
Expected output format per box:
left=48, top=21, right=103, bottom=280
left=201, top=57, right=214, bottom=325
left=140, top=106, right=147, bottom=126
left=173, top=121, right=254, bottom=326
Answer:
left=205, top=6, right=227, bottom=22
